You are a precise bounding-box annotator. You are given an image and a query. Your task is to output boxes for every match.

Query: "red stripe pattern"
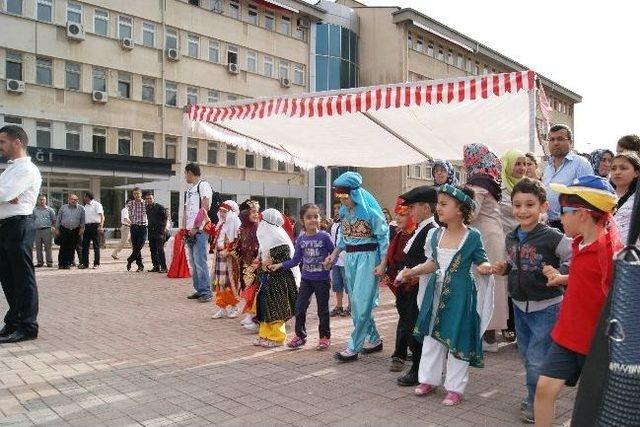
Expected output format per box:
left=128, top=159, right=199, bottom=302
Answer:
left=187, top=71, right=537, bottom=123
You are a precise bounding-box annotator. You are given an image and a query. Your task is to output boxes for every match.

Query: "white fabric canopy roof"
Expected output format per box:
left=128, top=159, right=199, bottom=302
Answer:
left=185, top=71, right=548, bottom=169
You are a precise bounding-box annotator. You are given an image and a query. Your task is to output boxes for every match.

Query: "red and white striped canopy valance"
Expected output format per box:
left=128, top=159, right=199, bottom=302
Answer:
left=187, top=71, right=536, bottom=124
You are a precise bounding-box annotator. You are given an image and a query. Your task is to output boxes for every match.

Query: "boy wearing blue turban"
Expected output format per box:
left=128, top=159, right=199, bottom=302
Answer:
left=323, top=172, right=390, bottom=361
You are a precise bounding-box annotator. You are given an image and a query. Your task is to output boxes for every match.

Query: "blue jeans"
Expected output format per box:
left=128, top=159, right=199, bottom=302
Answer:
left=185, top=232, right=211, bottom=297
left=513, top=302, right=560, bottom=406
left=331, top=265, right=348, bottom=293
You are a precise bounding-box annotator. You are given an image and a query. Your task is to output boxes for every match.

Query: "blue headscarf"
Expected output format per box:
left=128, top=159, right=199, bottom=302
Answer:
left=333, top=171, right=384, bottom=220
left=432, top=159, right=458, bottom=185
left=589, top=149, right=614, bottom=177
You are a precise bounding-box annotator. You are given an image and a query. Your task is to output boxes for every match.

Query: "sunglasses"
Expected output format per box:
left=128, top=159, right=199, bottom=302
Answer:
left=560, top=206, right=591, bottom=215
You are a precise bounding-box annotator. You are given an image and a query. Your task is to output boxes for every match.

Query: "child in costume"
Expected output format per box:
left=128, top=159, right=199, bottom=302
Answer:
left=236, top=200, right=261, bottom=331
left=402, top=184, right=494, bottom=406
left=324, top=172, right=389, bottom=362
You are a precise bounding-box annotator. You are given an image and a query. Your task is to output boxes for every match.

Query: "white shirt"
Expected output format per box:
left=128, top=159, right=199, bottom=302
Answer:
left=185, top=179, right=212, bottom=229
left=120, top=207, right=130, bottom=225
left=84, top=199, right=104, bottom=224
left=615, top=192, right=635, bottom=245
left=330, top=222, right=345, bottom=266
left=403, top=216, right=437, bottom=254
left=0, top=157, right=41, bottom=220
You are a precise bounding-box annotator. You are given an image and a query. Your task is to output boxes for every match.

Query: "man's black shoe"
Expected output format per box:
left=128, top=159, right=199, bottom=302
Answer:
left=361, top=341, right=383, bottom=354
left=158, top=268, right=167, bottom=273
left=136, top=266, right=144, bottom=272
left=77, top=264, right=87, bottom=269
left=334, top=351, right=358, bottom=362
left=198, top=295, right=213, bottom=303
left=397, top=368, right=419, bottom=386
left=34, top=264, right=44, bottom=268
left=148, top=268, right=160, bottom=273
left=0, top=331, right=37, bottom=344
left=126, top=261, right=132, bottom=271
left=187, top=292, right=201, bottom=300
left=0, top=325, right=16, bottom=337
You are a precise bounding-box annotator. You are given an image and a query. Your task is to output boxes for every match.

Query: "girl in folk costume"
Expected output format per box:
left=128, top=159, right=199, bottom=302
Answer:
left=236, top=200, right=261, bottom=331
left=205, top=200, right=242, bottom=319
left=254, top=209, right=299, bottom=348
left=402, top=184, right=494, bottom=406
left=463, top=143, right=508, bottom=352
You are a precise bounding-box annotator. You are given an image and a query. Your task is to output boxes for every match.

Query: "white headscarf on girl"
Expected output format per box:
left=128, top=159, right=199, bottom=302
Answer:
left=217, top=200, right=241, bottom=242
left=257, top=208, right=300, bottom=285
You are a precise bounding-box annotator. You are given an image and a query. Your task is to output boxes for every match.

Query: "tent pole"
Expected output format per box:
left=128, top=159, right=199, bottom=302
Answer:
left=529, top=86, right=537, bottom=153
left=325, top=166, right=331, bottom=220
left=179, top=112, right=189, bottom=228
left=361, top=112, right=432, bottom=161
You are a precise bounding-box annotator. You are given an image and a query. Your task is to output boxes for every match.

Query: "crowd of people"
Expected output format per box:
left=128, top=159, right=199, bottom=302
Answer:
left=1, top=123, right=640, bottom=426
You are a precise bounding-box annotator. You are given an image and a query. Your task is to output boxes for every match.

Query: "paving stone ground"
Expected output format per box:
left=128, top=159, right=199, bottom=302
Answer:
left=0, top=246, right=576, bottom=426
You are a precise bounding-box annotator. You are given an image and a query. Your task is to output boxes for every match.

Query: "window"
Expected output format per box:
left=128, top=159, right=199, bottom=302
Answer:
left=141, top=77, right=155, bottom=102
left=142, top=22, right=155, bottom=47
left=247, top=4, right=258, bottom=25
left=264, top=12, right=274, bottom=31
left=226, top=146, right=237, bottom=167
left=227, top=45, right=238, bottom=65
left=262, top=157, right=271, bottom=170
left=117, top=72, right=131, bottom=98
left=293, top=165, right=301, bottom=173
left=187, top=139, right=198, bottom=162
left=427, top=43, right=434, bottom=57
left=279, top=60, right=289, bottom=80
left=187, top=87, right=198, bottom=105
left=416, top=37, right=424, bottom=53
left=437, top=47, right=444, bottom=61
left=227, top=94, right=238, bottom=101
left=293, top=65, right=304, bottom=85
left=482, top=66, right=488, bottom=75
left=228, top=1, right=239, bottom=19
left=187, top=35, right=199, bottom=58
left=36, top=57, right=53, bottom=86
left=66, top=1, right=82, bottom=24
left=209, top=0, right=222, bottom=12
left=165, top=28, right=178, bottom=50
left=165, top=136, right=177, bottom=160
left=7, top=0, right=23, bottom=15
left=65, top=124, right=81, bottom=151
left=165, top=82, right=177, bottom=106
left=294, top=26, right=305, bottom=41
left=6, top=51, right=23, bottom=80
left=92, top=127, right=106, bottom=153
left=92, top=67, right=106, bottom=91
left=474, top=62, right=480, bottom=74
left=246, top=51, right=257, bottom=73
left=208, top=40, right=220, bottom=62
left=118, top=16, right=133, bottom=39
left=37, top=0, right=52, bottom=22
left=142, top=134, right=155, bottom=157
left=207, top=143, right=218, bottom=164
left=279, top=16, right=290, bottom=35
left=447, top=51, right=453, bottom=65
left=263, top=56, right=273, bottom=77
left=245, top=152, right=255, bottom=168
left=207, top=90, right=219, bottom=105
left=456, top=54, right=464, bottom=69
left=413, top=164, right=422, bottom=178
left=407, top=35, right=413, bottom=49
left=36, top=121, right=51, bottom=148
left=277, top=161, right=286, bottom=172
left=3, top=116, right=22, bottom=125
left=188, top=0, right=200, bottom=5
left=466, top=58, right=472, bottom=72
left=117, top=131, right=131, bottom=155
left=93, top=9, right=109, bottom=36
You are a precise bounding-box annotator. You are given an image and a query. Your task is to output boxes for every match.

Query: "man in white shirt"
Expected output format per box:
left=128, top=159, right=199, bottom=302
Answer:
left=0, top=125, right=41, bottom=343
left=79, top=191, right=104, bottom=269
left=183, top=163, right=213, bottom=303
left=111, top=202, right=131, bottom=260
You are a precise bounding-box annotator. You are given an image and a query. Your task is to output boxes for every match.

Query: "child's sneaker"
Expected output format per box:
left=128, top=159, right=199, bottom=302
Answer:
left=287, top=336, right=306, bottom=349
left=342, top=306, right=351, bottom=317
left=240, top=314, right=253, bottom=325
left=251, top=337, right=265, bottom=346
left=442, top=391, right=463, bottom=406
left=316, top=338, right=330, bottom=351
left=243, top=322, right=258, bottom=332
left=329, top=307, right=343, bottom=317
left=261, top=339, right=282, bottom=348
left=211, top=308, right=227, bottom=319
left=226, top=306, right=239, bottom=318
left=414, top=383, right=435, bottom=396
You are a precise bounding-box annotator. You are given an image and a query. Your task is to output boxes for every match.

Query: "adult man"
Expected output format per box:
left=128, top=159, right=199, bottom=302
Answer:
left=0, top=125, right=41, bottom=343
left=183, top=163, right=213, bottom=303
left=79, top=192, right=104, bottom=269
left=542, top=124, right=593, bottom=231
left=55, top=194, right=85, bottom=269
left=393, top=186, right=439, bottom=386
left=616, top=134, right=640, bottom=155
left=145, top=192, right=168, bottom=273
left=111, top=201, right=131, bottom=260
left=32, top=195, right=56, bottom=268
left=126, top=187, right=147, bottom=272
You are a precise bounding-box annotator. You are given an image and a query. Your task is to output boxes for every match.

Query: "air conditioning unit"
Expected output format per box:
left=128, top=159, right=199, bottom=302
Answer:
left=296, top=17, right=310, bottom=29
left=92, top=90, right=108, bottom=103
left=120, top=37, right=134, bottom=50
left=66, top=22, right=85, bottom=41
left=280, top=77, right=291, bottom=88
left=166, top=48, right=180, bottom=61
left=227, top=63, right=239, bottom=74
left=6, top=79, right=25, bottom=93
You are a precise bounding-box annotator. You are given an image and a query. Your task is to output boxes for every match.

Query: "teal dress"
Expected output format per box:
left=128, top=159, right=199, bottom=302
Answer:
left=413, top=227, right=489, bottom=368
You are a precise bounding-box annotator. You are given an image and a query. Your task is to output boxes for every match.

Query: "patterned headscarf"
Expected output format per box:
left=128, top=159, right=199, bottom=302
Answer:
left=501, top=149, right=526, bottom=192
left=432, top=159, right=457, bottom=185
left=590, top=149, right=614, bottom=177
left=463, top=143, right=502, bottom=201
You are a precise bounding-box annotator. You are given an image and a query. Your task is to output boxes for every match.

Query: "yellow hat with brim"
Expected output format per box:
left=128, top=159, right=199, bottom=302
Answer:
left=550, top=176, right=618, bottom=214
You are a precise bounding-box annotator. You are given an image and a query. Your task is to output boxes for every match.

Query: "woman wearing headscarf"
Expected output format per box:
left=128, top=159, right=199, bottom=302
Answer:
left=590, top=148, right=615, bottom=178
left=236, top=200, right=261, bottom=331
left=499, top=149, right=527, bottom=235
left=432, top=160, right=458, bottom=187
left=254, top=208, right=299, bottom=347
left=463, top=143, right=508, bottom=352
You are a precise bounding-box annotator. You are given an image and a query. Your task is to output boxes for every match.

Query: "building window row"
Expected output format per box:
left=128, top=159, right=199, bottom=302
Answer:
left=547, top=95, right=572, bottom=116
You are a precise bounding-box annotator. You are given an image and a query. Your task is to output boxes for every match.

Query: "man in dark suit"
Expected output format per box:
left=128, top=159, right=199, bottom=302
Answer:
left=145, top=192, right=168, bottom=273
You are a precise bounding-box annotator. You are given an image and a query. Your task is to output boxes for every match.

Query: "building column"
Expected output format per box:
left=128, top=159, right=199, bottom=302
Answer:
left=90, top=177, right=101, bottom=200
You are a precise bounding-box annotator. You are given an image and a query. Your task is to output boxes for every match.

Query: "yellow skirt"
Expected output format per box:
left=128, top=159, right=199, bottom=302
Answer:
left=258, top=321, right=286, bottom=343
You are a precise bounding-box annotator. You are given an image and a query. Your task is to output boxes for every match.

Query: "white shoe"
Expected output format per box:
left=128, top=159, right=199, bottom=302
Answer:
left=226, top=306, right=239, bottom=318
left=243, top=322, right=258, bottom=332
left=211, top=309, right=227, bottom=319
left=241, top=315, right=253, bottom=325
left=482, top=339, right=499, bottom=353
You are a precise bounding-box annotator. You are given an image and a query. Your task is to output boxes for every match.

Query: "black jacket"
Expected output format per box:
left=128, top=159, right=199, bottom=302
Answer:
left=403, top=219, right=437, bottom=269
left=146, top=203, right=167, bottom=233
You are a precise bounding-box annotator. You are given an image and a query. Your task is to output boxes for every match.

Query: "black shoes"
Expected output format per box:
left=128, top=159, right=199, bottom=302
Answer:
left=34, top=264, right=44, bottom=268
left=126, top=261, right=132, bottom=271
left=361, top=341, right=384, bottom=354
left=0, top=325, right=16, bottom=337
left=187, top=292, right=201, bottom=300
left=0, top=330, right=37, bottom=344
left=148, top=268, right=160, bottom=273
left=198, top=295, right=213, bottom=303
left=136, top=266, right=144, bottom=272
left=158, top=268, right=167, bottom=273
left=335, top=350, right=359, bottom=362
left=77, top=264, right=87, bottom=269
left=397, top=368, right=419, bottom=386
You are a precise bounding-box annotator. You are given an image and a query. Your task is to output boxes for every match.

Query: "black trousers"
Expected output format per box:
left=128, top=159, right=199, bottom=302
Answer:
left=148, top=229, right=167, bottom=270
left=0, top=216, right=39, bottom=334
left=127, top=225, right=147, bottom=268
left=59, top=226, right=81, bottom=268
left=295, top=279, right=331, bottom=339
left=81, top=223, right=101, bottom=267
left=393, top=285, right=422, bottom=368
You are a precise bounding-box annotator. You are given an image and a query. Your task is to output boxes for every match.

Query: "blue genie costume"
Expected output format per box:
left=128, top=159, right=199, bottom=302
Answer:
left=333, top=172, right=389, bottom=361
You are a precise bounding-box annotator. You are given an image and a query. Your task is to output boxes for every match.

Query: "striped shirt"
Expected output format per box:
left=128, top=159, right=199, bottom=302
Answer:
left=127, top=199, right=147, bottom=225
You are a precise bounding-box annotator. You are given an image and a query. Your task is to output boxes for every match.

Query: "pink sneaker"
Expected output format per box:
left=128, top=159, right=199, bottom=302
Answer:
left=414, top=383, right=435, bottom=396
left=442, top=391, right=463, bottom=406
left=316, top=338, right=330, bottom=351
left=286, top=336, right=306, bottom=349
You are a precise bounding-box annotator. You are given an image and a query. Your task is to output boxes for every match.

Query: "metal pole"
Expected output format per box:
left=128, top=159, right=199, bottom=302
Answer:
left=362, top=112, right=432, bottom=161
left=529, top=85, right=537, bottom=153
left=178, top=113, right=189, bottom=227
left=324, top=166, right=331, bottom=219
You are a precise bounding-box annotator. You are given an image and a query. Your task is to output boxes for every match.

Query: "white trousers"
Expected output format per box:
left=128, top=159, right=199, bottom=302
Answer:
left=418, top=335, right=470, bottom=394
left=112, top=225, right=130, bottom=257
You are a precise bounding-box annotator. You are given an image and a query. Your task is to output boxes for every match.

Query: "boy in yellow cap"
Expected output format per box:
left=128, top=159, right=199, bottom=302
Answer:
left=533, top=175, right=622, bottom=427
